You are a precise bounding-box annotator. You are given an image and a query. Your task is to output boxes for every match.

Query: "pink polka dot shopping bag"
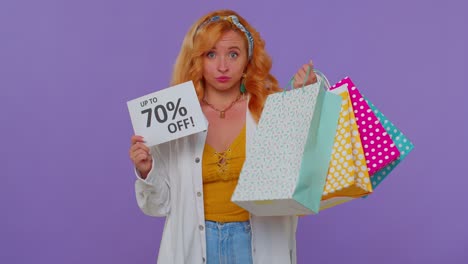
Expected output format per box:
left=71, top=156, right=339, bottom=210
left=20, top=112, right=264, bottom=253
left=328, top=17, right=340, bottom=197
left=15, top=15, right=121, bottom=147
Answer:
left=363, top=96, right=414, bottom=190
left=329, top=77, right=401, bottom=176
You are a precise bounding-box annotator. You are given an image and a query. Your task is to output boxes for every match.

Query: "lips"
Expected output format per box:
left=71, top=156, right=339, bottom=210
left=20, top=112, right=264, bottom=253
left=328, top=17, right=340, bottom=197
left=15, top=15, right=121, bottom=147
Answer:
left=215, top=76, right=231, bottom=83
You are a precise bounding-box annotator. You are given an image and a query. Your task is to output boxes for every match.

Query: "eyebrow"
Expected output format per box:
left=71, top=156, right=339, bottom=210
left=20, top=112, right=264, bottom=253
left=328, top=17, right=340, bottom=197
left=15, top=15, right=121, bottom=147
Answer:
left=210, top=46, right=241, bottom=50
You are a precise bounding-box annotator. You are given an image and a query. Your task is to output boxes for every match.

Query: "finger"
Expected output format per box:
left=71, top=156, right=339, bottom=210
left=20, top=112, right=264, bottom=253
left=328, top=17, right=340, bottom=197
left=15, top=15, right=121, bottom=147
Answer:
left=306, top=72, right=317, bottom=84
left=130, top=148, right=145, bottom=161
left=308, top=61, right=315, bottom=82
left=298, top=70, right=307, bottom=84
left=129, top=142, right=151, bottom=157
left=130, top=143, right=150, bottom=157
left=132, top=149, right=151, bottom=163
left=140, top=151, right=153, bottom=163
left=129, top=142, right=141, bottom=154
left=310, top=76, right=317, bottom=84
left=131, top=136, right=145, bottom=146
left=131, top=135, right=145, bottom=145
left=135, top=152, right=151, bottom=163
left=309, top=72, right=317, bottom=82
left=293, top=73, right=304, bottom=88
left=136, top=142, right=150, bottom=153
left=300, top=64, right=313, bottom=80
left=297, top=68, right=306, bottom=79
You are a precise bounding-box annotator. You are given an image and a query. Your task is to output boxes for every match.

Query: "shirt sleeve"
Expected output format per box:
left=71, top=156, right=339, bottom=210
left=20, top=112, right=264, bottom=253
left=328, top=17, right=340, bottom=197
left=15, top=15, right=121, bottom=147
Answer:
left=134, top=142, right=171, bottom=217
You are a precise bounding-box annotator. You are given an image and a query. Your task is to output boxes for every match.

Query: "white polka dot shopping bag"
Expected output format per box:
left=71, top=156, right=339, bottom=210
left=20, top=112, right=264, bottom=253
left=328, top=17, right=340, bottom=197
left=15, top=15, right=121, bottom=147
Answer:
left=319, top=85, right=373, bottom=210
left=232, top=72, right=342, bottom=216
left=329, top=77, right=401, bottom=176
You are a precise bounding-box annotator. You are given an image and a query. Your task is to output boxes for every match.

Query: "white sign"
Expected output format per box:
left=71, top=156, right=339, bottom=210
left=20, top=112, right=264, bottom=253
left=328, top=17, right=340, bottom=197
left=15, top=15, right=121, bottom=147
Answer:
left=127, top=81, right=208, bottom=146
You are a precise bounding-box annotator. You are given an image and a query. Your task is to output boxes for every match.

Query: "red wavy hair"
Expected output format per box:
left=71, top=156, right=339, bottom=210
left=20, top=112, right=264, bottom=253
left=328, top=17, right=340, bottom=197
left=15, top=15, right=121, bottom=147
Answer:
left=171, top=9, right=281, bottom=122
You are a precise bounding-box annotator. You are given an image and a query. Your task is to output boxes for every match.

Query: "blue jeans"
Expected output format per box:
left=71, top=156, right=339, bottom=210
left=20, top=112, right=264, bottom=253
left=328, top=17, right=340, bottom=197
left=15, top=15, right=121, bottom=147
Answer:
left=205, top=220, right=253, bottom=264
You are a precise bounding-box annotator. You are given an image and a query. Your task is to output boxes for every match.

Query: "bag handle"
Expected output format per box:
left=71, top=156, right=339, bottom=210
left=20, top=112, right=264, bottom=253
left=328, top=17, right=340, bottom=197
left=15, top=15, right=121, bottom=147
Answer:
left=314, top=70, right=331, bottom=90
left=284, top=65, right=331, bottom=92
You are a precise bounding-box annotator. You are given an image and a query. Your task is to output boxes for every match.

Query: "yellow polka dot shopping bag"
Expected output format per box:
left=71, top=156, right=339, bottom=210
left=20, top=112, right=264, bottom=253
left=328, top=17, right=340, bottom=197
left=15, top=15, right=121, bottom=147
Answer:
left=319, top=84, right=373, bottom=210
left=232, top=71, right=342, bottom=216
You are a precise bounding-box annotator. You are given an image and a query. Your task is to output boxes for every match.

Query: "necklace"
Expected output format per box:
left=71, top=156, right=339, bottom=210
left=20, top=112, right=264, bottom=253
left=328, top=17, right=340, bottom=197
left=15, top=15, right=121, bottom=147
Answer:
left=202, top=94, right=243, bottom=118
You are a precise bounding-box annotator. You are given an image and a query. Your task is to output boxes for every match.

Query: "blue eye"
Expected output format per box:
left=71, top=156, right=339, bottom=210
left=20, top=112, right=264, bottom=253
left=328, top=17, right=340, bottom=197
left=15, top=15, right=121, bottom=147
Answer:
left=229, top=52, right=238, bottom=58
left=206, top=51, right=216, bottom=58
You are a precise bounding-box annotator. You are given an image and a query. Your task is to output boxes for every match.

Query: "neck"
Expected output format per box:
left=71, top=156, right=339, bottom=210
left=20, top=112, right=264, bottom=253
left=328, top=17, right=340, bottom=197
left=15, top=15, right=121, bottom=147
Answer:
left=203, top=87, right=242, bottom=108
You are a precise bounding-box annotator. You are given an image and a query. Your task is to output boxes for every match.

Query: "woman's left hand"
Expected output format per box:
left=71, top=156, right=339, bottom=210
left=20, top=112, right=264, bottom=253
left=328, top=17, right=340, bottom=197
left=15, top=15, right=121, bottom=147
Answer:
left=292, top=60, right=317, bottom=88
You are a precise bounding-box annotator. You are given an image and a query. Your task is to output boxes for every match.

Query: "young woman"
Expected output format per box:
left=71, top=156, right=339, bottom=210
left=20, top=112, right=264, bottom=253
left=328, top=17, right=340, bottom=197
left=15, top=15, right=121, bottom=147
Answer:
left=129, top=9, right=317, bottom=264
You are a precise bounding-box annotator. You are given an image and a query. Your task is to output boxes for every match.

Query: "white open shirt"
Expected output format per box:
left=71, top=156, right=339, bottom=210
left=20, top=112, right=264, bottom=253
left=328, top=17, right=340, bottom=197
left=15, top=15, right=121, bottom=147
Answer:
left=135, top=108, right=298, bottom=264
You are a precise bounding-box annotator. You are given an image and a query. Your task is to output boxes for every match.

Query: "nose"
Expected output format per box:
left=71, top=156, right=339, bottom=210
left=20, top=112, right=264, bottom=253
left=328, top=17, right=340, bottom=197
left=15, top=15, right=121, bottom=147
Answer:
left=217, top=56, right=228, bottom=73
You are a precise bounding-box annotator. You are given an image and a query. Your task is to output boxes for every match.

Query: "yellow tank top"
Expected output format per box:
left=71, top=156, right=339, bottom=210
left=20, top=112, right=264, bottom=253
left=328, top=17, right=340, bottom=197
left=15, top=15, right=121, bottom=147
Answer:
left=202, top=125, right=249, bottom=222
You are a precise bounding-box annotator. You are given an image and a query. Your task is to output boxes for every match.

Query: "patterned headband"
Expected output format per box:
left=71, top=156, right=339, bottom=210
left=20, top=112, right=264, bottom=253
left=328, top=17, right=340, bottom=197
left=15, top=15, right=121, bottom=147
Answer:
left=196, top=15, right=254, bottom=60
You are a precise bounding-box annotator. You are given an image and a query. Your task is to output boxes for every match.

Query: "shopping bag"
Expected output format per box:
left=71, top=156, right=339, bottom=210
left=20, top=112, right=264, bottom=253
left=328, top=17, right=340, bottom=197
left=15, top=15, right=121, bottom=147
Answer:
left=364, top=96, right=414, bottom=190
left=232, top=71, right=342, bottom=216
left=319, top=84, right=373, bottom=210
left=329, top=77, right=400, bottom=176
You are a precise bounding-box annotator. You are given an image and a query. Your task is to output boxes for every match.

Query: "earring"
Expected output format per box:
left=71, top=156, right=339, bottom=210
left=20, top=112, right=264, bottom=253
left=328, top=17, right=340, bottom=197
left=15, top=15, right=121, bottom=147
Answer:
left=240, top=74, right=247, bottom=94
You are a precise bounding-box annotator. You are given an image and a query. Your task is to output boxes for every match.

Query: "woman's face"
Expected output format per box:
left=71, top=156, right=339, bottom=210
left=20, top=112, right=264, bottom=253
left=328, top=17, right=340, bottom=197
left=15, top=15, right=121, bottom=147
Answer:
left=202, top=30, right=248, bottom=94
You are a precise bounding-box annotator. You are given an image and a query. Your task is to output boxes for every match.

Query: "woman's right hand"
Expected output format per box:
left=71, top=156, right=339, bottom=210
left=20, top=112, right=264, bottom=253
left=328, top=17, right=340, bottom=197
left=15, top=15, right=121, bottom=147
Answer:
left=129, top=135, right=153, bottom=179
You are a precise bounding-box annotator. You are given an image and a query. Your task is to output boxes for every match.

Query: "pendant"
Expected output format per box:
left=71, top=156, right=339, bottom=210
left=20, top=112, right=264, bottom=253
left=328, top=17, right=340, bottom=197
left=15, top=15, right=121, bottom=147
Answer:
left=220, top=111, right=225, bottom=118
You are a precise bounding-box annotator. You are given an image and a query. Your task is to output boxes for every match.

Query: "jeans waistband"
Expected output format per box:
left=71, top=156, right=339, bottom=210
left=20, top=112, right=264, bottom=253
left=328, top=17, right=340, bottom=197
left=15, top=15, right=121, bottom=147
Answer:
left=205, top=220, right=250, bottom=229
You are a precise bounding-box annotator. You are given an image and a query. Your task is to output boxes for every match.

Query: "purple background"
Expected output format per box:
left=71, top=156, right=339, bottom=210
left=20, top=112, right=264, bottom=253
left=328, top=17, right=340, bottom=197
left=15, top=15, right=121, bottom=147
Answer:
left=1, top=0, right=467, bottom=263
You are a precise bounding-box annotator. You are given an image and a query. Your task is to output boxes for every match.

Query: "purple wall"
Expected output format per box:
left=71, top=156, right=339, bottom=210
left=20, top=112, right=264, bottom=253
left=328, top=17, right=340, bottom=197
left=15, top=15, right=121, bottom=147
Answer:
left=1, top=0, right=467, bottom=263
